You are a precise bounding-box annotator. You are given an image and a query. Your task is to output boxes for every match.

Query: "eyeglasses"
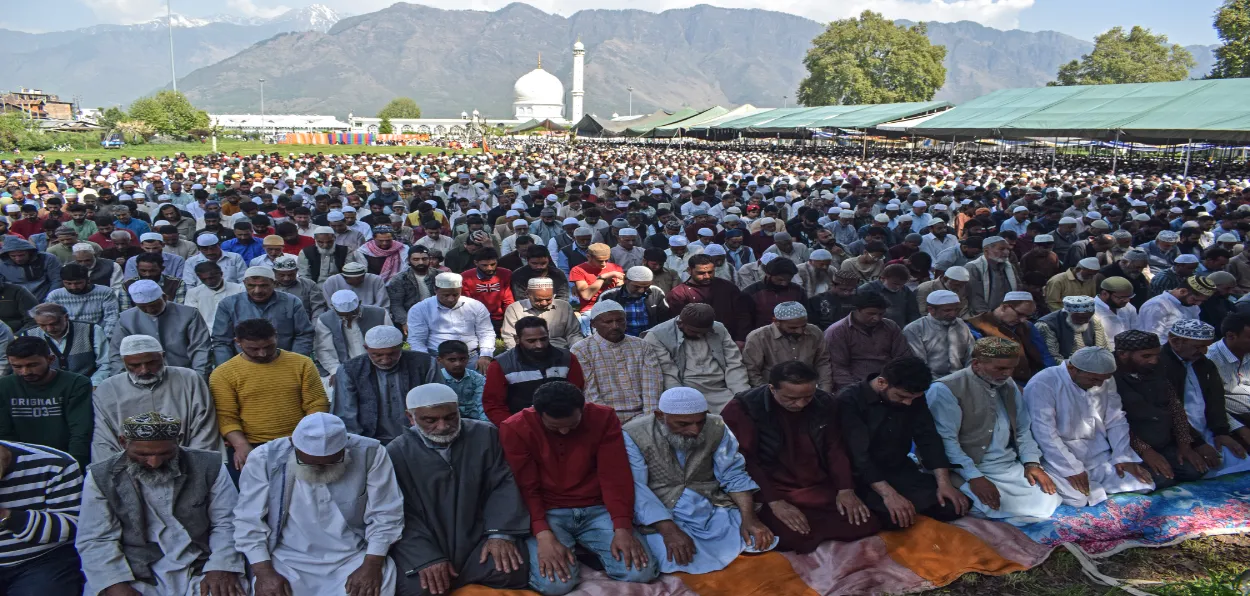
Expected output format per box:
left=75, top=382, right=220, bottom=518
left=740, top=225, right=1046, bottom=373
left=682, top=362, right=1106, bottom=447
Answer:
left=296, top=452, right=344, bottom=467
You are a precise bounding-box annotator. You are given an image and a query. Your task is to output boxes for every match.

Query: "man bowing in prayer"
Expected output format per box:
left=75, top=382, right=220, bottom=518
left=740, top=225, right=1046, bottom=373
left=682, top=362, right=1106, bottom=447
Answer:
left=903, top=289, right=974, bottom=378
left=722, top=361, right=879, bottom=553
left=1036, top=295, right=1109, bottom=363
left=76, top=412, right=247, bottom=596
left=837, top=356, right=970, bottom=528
left=643, top=303, right=750, bottom=414
left=387, top=384, right=530, bottom=595
left=1024, top=346, right=1155, bottom=507
left=927, top=338, right=1062, bottom=520
left=233, top=412, right=405, bottom=596
left=624, top=387, right=777, bottom=574
left=334, top=325, right=439, bottom=444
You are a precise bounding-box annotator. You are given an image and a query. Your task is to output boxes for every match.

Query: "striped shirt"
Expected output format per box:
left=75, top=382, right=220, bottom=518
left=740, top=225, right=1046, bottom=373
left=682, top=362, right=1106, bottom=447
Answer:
left=0, top=441, right=82, bottom=567
left=46, top=285, right=119, bottom=338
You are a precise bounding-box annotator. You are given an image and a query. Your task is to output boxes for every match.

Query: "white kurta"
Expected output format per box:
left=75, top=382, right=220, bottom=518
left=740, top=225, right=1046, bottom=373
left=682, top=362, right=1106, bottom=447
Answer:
left=1093, top=297, right=1137, bottom=350
left=234, top=444, right=404, bottom=596
left=1023, top=366, right=1154, bottom=507
left=78, top=465, right=244, bottom=596
left=1136, top=292, right=1197, bottom=343
left=1181, top=362, right=1250, bottom=478
left=184, top=281, right=244, bottom=329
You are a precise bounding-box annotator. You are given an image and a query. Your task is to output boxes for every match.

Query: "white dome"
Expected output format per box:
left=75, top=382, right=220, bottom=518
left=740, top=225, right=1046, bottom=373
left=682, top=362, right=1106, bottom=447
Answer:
left=514, top=67, right=565, bottom=106
left=573, top=40, right=585, bottom=51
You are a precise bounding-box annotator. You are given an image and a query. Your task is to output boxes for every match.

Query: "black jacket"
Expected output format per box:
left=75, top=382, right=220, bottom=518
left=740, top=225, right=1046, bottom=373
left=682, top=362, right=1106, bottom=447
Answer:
left=1157, top=344, right=1231, bottom=439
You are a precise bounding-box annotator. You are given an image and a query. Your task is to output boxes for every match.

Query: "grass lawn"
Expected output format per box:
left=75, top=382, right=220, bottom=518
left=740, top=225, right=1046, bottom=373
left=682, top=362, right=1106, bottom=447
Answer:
left=2, top=140, right=479, bottom=163
left=931, top=534, right=1250, bottom=595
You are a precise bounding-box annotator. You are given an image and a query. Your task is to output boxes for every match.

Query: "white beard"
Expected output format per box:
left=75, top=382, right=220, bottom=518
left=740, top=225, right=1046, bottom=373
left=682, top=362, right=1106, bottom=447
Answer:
left=289, top=450, right=351, bottom=485
left=418, top=421, right=462, bottom=445
left=1067, top=320, right=1090, bottom=333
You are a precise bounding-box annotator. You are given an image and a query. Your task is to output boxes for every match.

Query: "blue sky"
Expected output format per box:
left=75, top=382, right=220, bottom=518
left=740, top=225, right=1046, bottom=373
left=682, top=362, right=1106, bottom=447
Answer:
left=0, top=0, right=1230, bottom=46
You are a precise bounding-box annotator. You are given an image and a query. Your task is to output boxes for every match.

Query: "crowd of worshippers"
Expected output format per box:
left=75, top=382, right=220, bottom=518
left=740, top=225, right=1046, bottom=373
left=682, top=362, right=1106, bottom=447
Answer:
left=3, top=145, right=1250, bottom=594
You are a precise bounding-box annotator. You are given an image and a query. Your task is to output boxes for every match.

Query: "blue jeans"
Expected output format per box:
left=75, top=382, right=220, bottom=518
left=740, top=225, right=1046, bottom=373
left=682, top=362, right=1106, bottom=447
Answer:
left=526, top=506, right=658, bottom=595
left=0, top=544, right=84, bottom=596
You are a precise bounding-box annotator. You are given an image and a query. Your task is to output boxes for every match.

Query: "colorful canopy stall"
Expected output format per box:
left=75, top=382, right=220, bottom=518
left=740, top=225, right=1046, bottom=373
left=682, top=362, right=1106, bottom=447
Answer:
left=909, top=78, right=1250, bottom=143
left=279, top=132, right=376, bottom=145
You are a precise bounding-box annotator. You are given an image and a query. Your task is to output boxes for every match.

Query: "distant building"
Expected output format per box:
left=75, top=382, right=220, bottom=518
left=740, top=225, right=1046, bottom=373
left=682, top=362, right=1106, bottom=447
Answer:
left=209, top=114, right=350, bottom=134
left=0, top=88, right=75, bottom=120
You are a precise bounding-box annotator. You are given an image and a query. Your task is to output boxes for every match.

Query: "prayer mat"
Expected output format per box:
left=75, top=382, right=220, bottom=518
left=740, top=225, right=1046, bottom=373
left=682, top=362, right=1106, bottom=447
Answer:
left=879, top=516, right=1038, bottom=585
left=1017, top=471, right=1250, bottom=557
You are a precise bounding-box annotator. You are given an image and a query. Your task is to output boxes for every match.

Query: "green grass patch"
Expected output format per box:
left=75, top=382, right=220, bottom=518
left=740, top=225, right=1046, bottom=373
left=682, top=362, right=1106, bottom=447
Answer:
left=1, top=140, right=478, bottom=162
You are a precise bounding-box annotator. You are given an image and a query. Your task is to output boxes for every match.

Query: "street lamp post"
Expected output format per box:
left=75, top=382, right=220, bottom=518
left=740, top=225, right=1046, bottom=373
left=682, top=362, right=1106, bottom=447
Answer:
left=258, top=78, right=266, bottom=141
left=167, top=0, right=177, bottom=92
left=627, top=86, right=634, bottom=117
left=782, top=95, right=788, bottom=109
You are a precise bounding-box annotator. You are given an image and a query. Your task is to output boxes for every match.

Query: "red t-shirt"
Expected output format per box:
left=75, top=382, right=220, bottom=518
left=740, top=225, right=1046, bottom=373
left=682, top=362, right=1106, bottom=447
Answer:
left=282, top=235, right=315, bottom=255
left=569, top=261, right=622, bottom=313
left=460, top=268, right=514, bottom=321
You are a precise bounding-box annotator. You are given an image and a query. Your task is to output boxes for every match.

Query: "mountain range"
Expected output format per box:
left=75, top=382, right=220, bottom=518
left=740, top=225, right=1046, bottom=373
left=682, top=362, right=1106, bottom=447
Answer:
left=0, top=2, right=1220, bottom=119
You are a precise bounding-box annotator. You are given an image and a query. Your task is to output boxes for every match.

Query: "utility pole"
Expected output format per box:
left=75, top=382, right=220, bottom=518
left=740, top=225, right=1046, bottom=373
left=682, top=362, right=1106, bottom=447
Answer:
left=627, top=86, right=634, bottom=117
left=259, top=78, right=266, bottom=140
left=167, top=0, right=177, bottom=92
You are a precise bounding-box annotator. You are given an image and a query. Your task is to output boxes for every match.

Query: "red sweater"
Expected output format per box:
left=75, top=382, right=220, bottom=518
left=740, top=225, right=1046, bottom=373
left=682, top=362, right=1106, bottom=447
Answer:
left=499, top=403, right=635, bottom=533
left=282, top=235, right=315, bottom=255
left=483, top=352, right=586, bottom=427
left=460, top=268, right=514, bottom=321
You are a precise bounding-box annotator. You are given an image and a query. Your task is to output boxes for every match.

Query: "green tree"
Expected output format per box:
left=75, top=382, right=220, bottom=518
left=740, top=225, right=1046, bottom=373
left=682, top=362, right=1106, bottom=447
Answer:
left=797, top=11, right=946, bottom=106
left=1212, top=0, right=1250, bottom=78
left=377, top=97, right=422, bottom=119
left=378, top=116, right=394, bottom=134
left=96, top=106, right=127, bottom=130
left=126, top=90, right=210, bottom=136
left=1051, top=26, right=1195, bottom=85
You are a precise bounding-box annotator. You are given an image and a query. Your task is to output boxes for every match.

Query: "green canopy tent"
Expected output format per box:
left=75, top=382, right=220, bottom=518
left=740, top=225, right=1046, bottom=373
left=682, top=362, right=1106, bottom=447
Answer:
left=623, top=107, right=703, bottom=137
left=507, top=118, right=570, bottom=134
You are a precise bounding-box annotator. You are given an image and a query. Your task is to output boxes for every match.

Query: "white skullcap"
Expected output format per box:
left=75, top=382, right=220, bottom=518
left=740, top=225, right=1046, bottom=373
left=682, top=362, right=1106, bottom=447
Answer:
left=126, top=279, right=164, bottom=304
left=760, top=253, right=779, bottom=265
left=327, top=211, right=345, bottom=222
left=698, top=228, right=714, bottom=238
left=72, top=242, right=94, bottom=253
left=527, top=277, right=554, bottom=290
left=313, top=226, right=335, bottom=235
left=982, top=235, right=1006, bottom=247
left=1059, top=217, right=1079, bottom=225
left=589, top=299, right=625, bottom=321
left=139, top=232, right=163, bottom=243
left=1012, top=206, right=1028, bottom=213
left=1175, top=254, right=1199, bottom=264
left=244, top=266, right=274, bottom=280
left=292, top=413, right=348, bottom=457
left=511, top=219, right=529, bottom=229
left=562, top=217, right=580, bottom=226
left=405, top=383, right=460, bottom=409
left=810, top=249, right=833, bottom=261
left=1077, top=257, right=1101, bottom=270
left=913, top=200, right=927, bottom=208
left=926, top=290, right=960, bottom=306
left=1218, top=233, right=1240, bottom=243
left=773, top=301, right=807, bottom=320
left=944, top=266, right=970, bottom=281
left=657, top=387, right=708, bottom=415
left=619, top=228, right=638, bottom=237
left=703, top=244, right=726, bottom=256
left=195, top=233, right=219, bottom=247
left=626, top=266, right=653, bottom=282
left=758, top=217, right=776, bottom=225
left=1034, top=234, right=1054, bottom=243
left=272, top=255, right=298, bottom=271
left=435, top=272, right=462, bottom=288
left=119, top=334, right=163, bottom=356
left=506, top=209, right=520, bottom=217
left=874, top=214, right=890, bottom=223
left=574, top=227, right=594, bottom=237
left=1003, top=290, right=1034, bottom=302
left=1068, top=346, right=1116, bottom=375
left=331, top=289, right=360, bottom=313
left=669, top=236, right=688, bottom=247
left=364, top=325, right=403, bottom=348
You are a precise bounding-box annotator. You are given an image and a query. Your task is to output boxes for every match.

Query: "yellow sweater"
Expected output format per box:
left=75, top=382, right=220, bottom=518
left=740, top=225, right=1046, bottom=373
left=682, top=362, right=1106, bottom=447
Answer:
left=210, top=350, right=329, bottom=443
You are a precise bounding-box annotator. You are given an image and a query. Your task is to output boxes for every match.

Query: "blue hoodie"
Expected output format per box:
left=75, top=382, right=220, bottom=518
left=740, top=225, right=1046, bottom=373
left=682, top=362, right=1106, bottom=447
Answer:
left=0, top=236, right=62, bottom=301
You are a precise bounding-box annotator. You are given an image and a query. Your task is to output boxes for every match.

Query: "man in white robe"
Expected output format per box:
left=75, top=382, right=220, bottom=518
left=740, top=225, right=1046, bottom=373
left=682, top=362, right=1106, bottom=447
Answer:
left=1094, top=276, right=1137, bottom=350
left=91, top=335, right=221, bottom=461
left=1159, top=319, right=1250, bottom=477
left=77, top=412, right=246, bottom=596
left=1136, top=275, right=1214, bottom=343
left=928, top=337, right=1062, bottom=520
left=1023, top=347, right=1155, bottom=507
left=903, top=289, right=974, bottom=378
left=623, top=388, right=777, bottom=574
left=233, top=413, right=404, bottom=596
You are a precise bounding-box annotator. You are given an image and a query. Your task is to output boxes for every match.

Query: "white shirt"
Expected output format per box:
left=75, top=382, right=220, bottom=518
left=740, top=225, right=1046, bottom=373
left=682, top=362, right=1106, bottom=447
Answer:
left=184, top=281, right=244, bottom=329
left=405, top=296, right=496, bottom=357
left=1023, top=365, right=1140, bottom=480
left=182, top=252, right=247, bottom=288
left=920, top=233, right=958, bottom=261
left=1136, top=291, right=1197, bottom=342
left=1093, top=296, right=1138, bottom=350
left=1205, top=340, right=1250, bottom=427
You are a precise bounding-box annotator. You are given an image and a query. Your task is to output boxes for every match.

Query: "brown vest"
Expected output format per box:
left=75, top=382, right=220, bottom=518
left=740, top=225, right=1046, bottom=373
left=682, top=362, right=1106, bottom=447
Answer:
left=935, top=367, right=1019, bottom=466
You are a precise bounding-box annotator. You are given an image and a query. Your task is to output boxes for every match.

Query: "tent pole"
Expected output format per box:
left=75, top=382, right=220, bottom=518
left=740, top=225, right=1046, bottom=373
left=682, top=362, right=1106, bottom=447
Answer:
left=1184, top=138, right=1192, bottom=178
left=1111, top=131, right=1120, bottom=175
left=862, top=130, right=868, bottom=159
left=997, top=138, right=1003, bottom=167
left=1052, top=135, right=1057, bottom=170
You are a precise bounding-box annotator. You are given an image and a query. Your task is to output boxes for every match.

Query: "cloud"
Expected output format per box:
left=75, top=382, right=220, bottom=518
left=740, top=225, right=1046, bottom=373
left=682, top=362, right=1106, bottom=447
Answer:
left=87, top=0, right=167, bottom=24
left=319, top=0, right=1035, bottom=29
left=225, top=0, right=290, bottom=19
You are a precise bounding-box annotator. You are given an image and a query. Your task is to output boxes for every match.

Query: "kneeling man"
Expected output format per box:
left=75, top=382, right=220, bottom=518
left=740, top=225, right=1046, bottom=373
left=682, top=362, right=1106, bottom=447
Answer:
left=927, top=338, right=1061, bottom=519
left=387, top=384, right=530, bottom=595
left=623, top=387, right=776, bottom=574
left=77, top=412, right=246, bottom=596
left=1024, top=347, right=1154, bottom=506
left=233, top=413, right=405, bottom=596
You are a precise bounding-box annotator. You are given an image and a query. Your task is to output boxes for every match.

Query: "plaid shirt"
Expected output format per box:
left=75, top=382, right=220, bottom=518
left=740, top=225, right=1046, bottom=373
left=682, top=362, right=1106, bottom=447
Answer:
left=441, top=367, right=487, bottom=421
left=615, top=291, right=650, bottom=337
left=570, top=333, right=663, bottom=420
